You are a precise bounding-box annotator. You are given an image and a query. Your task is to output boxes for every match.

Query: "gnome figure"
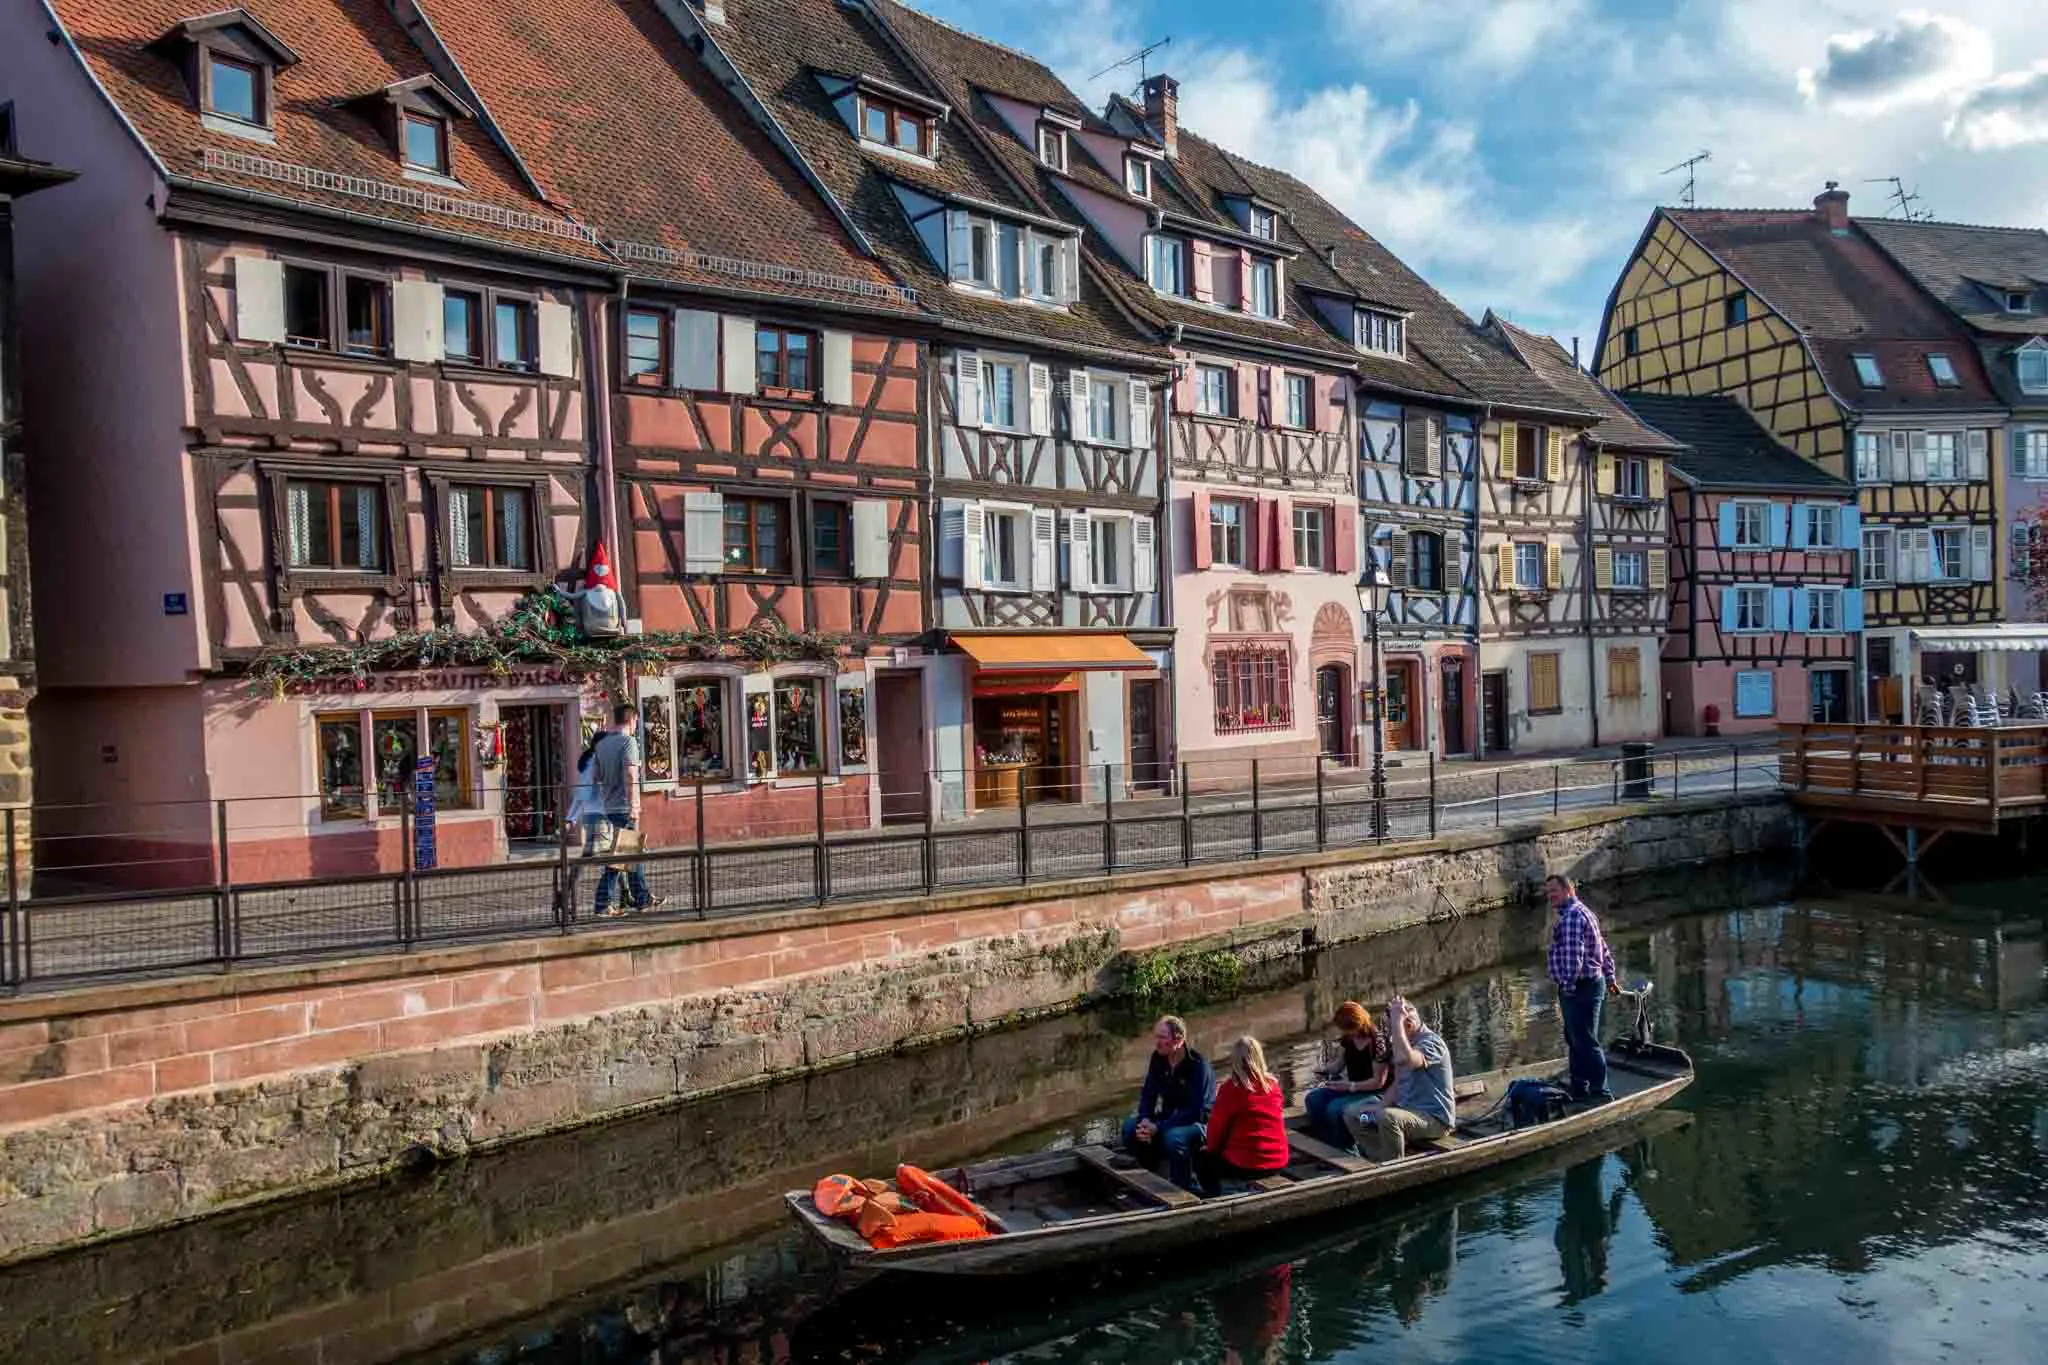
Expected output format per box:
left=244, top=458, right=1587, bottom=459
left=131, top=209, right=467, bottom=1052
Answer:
left=572, top=542, right=626, bottom=638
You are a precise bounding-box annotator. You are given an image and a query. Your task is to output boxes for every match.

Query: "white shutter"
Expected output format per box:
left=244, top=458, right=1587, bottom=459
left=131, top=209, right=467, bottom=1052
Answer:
left=960, top=502, right=986, bottom=589
left=1889, top=430, right=1911, bottom=482
left=391, top=280, right=444, bottom=362
left=1068, top=370, right=1092, bottom=441
left=1903, top=529, right=1929, bottom=583
left=946, top=209, right=972, bottom=281
left=1130, top=379, right=1154, bottom=449
left=822, top=330, right=854, bottom=407
left=446, top=486, right=473, bottom=566
left=719, top=315, right=756, bottom=393
left=673, top=308, right=719, bottom=391
left=1966, top=429, right=1989, bottom=480
left=1448, top=531, right=1467, bottom=590
left=1066, top=510, right=1093, bottom=592
left=1132, top=514, right=1157, bottom=592
left=1029, top=508, right=1057, bottom=591
left=1971, top=525, right=1994, bottom=581
left=1062, top=237, right=1081, bottom=304
left=683, top=491, right=724, bottom=575
left=537, top=299, right=575, bottom=378
left=1027, top=362, right=1053, bottom=435
left=1908, top=430, right=1928, bottom=482
left=233, top=257, right=285, bottom=344
left=851, top=499, right=890, bottom=581
left=953, top=349, right=982, bottom=428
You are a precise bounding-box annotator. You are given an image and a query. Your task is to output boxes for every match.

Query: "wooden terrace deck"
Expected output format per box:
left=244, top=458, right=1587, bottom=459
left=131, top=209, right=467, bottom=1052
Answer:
left=1778, top=722, right=2048, bottom=860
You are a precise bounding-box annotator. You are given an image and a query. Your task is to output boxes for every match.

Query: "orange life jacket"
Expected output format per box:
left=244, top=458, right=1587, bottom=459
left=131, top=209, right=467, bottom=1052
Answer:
left=866, top=1210, right=990, bottom=1249
left=896, top=1164, right=996, bottom=1231
left=813, top=1168, right=995, bottom=1248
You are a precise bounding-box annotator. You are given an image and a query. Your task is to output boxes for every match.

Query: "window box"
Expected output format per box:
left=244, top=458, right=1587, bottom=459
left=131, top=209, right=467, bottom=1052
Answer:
left=1212, top=647, right=1293, bottom=734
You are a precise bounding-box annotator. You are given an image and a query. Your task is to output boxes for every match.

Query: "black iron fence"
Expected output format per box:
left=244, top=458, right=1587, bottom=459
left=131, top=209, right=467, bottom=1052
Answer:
left=0, top=746, right=1778, bottom=992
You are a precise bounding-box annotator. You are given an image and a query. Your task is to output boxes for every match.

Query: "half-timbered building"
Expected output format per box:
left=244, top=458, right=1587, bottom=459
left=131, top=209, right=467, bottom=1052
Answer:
left=1618, top=394, right=1859, bottom=734
left=1495, top=320, right=1677, bottom=746
left=8, top=0, right=924, bottom=878
left=697, top=0, right=1173, bottom=815
left=1595, top=186, right=2006, bottom=723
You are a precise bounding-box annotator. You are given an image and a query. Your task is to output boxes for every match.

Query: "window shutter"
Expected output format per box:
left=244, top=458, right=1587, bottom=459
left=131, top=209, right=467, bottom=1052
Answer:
left=1258, top=367, right=1275, bottom=426
left=1896, top=529, right=1920, bottom=584
left=1027, top=363, right=1053, bottom=436
left=1789, top=502, right=1810, bottom=549
left=1647, top=458, right=1666, bottom=499
left=719, top=315, right=756, bottom=393
left=1190, top=488, right=1211, bottom=570
left=1237, top=248, right=1253, bottom=312
left=1129, top=379, right=1154, bottom=449
left=1647, top=548, right=1668, bottom=591
left=661, top=310, right=713, bottom=392
left=1770, top=588, right=1793, bottom=631
left=1545, top=541, right=1564, bottom=589
left=956, top=502, right=986, bottom=589
left=1789, top=587, right=1808, bottom=631
left=1247, top=494, right=1269, bottom=571
left=1971, top=525, right=1994, bottom=581
left=1190, top=240, right=1215, bottom=303
left=1131, top=515, right=1157, bottom=593
left=1888, top=429, right=1911, bottom=481
left=1029, top=508, right=1057, bottom=591
left=1545, top=429, right=1566, bottom=483
left=1720, top=587, right=1737, bottom=633
left=1593, top=546, right=1614, bottom=589
left=1448, top=531, right=1467, bottom=590
left=1767, top=503, right=1789, bottom=549
left=852, top=498, right=890, bottom=580
left=391, top=280, right=444, bottom=362
left=1067, top=370, right=1092, bottom=440
left=1423, top=417, right=1442, bottom=475
left=946, top=209, right=971, bottom=281
left=1388, top=529, right=1411, bottom=587
left=1844, top=588, right=1864, bottom=632
left=1272, top=494, right=1295, bottom=572
left=537, top=299, right=575, bottom=378
left=1717, top=502, right=1737, bottom=548
left=1966, top=429, right=1989, bottom=480
left=822, top=330, right=854, bottom=407
left=1908, top=430, right=1928, bottom=482
left=1498, top=424, right=1517, bottom=478
left=1066, top=510, right=1093, bottom=592
left=1334, top=504, right=1358, bottom=574
left=1403, top=412, right=1431, bottom=476
left=953, top=349, right=982, bottom=428
left=1235, top=365, right=1257, bottom=423
left=1840, top=503, right=1860, bottom=547
left=1594, top=452, right=1616, bottom=496
left=233, top=256, right=286, bottom=344
left=1495, top=543, right=1514, bottom=590
left=683, top=491, right=724, bottom=575
left=1061, top=237, right=1081, bottom=305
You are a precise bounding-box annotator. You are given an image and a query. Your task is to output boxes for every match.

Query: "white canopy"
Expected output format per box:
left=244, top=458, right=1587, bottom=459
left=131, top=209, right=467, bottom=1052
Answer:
left=1911, top=624, right=2048, bottom=653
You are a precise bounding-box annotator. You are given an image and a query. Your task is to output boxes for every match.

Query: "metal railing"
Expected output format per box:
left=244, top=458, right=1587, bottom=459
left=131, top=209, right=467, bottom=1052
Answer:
left=0, top=746, right=1779, bottom=993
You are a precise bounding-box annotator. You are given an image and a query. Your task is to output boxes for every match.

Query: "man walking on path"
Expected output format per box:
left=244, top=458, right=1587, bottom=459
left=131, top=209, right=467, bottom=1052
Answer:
left=591, top=704, right=662, bottom=918
left=1546, top=874, right=1618, bottom=1102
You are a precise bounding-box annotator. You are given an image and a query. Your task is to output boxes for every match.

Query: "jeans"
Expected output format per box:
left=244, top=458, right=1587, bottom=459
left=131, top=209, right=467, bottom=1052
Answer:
left=1120, top=1116, right=1206, bottom=1190
left=590, top=813, right=653, bottom=914
left=1192, top=1147, right=1286, bottom=1198
left=1303, top=1087, right=1380, bottom=1150
left=1560, top=978, right=1612, bottom=1101
left=1353, top=1104, right=1449, bottom=1161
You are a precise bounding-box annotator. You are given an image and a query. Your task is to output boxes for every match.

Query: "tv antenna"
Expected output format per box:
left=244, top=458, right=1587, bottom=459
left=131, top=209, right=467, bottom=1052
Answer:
left=1661, top=150, right=1711, bottom=208
left=1091, top=37, right=1172, bottom=93
left=1865, top=176, right=1931, bottom=221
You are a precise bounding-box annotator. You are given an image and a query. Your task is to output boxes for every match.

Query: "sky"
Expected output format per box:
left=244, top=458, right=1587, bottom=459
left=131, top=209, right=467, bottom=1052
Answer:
left=912, top=0, right=2048, bottom=360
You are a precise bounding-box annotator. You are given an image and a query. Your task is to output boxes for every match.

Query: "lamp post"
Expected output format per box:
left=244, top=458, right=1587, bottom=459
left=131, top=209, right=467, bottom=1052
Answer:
left=1357, top=574, right=1388, bottom=838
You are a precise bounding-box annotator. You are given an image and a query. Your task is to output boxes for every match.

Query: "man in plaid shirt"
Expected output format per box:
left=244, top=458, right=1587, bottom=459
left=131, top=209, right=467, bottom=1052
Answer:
left=1546, top=874, right=1618, bottom=1102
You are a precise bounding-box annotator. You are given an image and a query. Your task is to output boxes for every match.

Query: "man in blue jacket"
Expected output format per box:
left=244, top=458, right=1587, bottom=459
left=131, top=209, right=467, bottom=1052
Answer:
left=1120, top=1015, right=1215, bottom=1189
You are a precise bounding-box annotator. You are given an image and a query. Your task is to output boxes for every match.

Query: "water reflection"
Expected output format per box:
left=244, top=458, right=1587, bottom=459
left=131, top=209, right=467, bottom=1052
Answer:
left=4, top=861, right=2045, bottom=1365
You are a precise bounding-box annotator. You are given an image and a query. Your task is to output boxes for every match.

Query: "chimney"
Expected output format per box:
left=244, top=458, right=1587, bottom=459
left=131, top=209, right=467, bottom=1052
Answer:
left=1141, top=73, right=1179, bottom=158
left=1814, top=180, right=1850, bottom=230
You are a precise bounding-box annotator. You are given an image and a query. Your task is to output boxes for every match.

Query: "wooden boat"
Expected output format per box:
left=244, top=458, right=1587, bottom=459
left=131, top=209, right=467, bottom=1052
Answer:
left=786, top=1039, right=1692, bottom=1278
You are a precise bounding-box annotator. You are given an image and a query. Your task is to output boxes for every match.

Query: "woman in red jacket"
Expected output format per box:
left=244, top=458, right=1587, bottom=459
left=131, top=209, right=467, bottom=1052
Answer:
left=1193, top=1035, right=1291, bottom=1196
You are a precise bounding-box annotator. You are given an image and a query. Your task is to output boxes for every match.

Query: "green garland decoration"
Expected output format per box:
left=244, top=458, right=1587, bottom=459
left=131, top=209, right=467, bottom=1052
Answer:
left=246, top=588, right=846, bottom=698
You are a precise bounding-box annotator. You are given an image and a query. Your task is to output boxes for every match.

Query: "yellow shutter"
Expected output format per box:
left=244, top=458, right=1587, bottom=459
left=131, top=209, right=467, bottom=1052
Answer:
left=1494, top=542, right=1513, bottom=590
left=1595, top=453, right=1616, bottom=496
left=1545, top=541, right=1565, bottom=589
left=1647, top=548, right=1668, bottom=590
left=1593, top=546, right=1614, bottom=589
left=1647, top=458, right=1666, bottom=499
left=1498, top=423, right=1517, bottom=478
left=1546, top=429, right=1566, bottom=483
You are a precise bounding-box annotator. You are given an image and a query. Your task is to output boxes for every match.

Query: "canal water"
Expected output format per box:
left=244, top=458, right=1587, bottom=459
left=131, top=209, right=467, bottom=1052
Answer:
left=2, top=860, right=2044, bottom=1365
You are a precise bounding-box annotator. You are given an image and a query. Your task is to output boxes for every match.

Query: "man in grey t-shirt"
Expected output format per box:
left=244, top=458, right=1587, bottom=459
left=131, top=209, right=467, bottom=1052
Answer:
left=589, top=704, right=660, bottom=917
left=1348, top=995, right=1456, bottom=1161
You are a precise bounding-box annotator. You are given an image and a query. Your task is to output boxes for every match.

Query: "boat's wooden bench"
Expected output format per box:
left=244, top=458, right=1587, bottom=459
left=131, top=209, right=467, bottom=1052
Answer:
left=1246, top=1172, right=1295, bottom=1193
left=1075, top=1145, right=1200, bottom=1208
left=1284, top=1128, right=1373, bottom=1173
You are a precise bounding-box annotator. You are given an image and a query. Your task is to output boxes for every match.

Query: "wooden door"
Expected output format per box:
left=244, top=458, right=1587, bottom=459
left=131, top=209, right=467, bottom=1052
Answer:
left=1315, top=665, right=1348, bottom=761
left=1482, top=671, right=1510, bottom=753
left=874, top=671, right=925, bottom=824
left=1440, top=656, right=1468, bottom=755
left=1128, top=680, right=1164, bottom=791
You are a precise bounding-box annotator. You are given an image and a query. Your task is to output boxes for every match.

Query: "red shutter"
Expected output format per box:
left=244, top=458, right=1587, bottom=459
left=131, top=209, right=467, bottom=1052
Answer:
left=1248, top=495, right=1269, bottom=571
left=1258, top=366, right=1275, bottom=425
left=1273, top=493, right=1295, bottom=571
left=1191, top=241, right=1215, bottom=302
left=1238, top=249, right=1253, bottom=312
left=1190, top=487, right=1211, bottom=570
left=1172, top=360, right=1196, bottom=415
left=1334, top=503, right=1358, bottom=574
left=1235, top=365, right=1257, bottom=423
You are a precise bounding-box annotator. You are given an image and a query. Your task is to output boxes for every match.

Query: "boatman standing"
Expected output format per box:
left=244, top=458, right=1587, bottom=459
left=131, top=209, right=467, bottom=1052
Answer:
left=1545, top=874, right=1619, bottom=1103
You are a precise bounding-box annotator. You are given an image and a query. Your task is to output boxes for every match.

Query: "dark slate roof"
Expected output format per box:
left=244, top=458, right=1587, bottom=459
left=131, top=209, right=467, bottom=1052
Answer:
left=1614, top=393, right=1850, bottom=491
left=1493, top=318, right=1681, bottom=451
left=1857, top=218, right=2048, bottom=338
left=1665, top=206, right=2002, bottom=415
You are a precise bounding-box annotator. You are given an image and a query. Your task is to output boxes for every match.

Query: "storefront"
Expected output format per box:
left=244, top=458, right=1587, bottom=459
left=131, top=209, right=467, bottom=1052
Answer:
left=1890, top=625, right=2048, bottom=720
left=948, top=633, right=1158, bottom=810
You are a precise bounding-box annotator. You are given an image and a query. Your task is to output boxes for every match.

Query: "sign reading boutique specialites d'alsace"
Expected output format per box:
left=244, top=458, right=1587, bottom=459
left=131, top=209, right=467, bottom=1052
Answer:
left=286, top=669, right=575, bottom=695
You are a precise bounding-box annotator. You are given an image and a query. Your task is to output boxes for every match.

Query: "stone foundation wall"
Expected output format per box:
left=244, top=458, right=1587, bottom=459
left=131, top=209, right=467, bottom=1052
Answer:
left=0, top=792, right=1790, bottom=1264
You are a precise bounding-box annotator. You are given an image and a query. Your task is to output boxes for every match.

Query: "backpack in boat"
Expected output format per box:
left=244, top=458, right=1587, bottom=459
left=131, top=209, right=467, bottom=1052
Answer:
left=1506, top=1079, right=1573, bottom=1129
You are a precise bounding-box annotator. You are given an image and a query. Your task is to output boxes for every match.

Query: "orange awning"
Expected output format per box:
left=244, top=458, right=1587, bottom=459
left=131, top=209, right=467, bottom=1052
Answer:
left=951, top=633, right=1152, bottom=672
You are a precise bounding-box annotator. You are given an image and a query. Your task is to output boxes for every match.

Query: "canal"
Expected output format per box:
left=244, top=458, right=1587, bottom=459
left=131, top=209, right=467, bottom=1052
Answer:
left=2, top=859, right=2043, bottom=1365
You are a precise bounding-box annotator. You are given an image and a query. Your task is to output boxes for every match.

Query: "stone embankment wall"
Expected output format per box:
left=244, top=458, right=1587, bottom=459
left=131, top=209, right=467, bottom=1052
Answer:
left=0, top=792, right=1791, bottom=1263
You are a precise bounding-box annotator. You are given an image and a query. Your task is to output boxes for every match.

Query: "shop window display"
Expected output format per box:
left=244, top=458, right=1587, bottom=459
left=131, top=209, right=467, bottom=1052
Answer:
left=674, top=682, right=729, bottom=780
left=639, top=692, right=675, bottom=783
left=838, top=684, right=868, bottom=767
left=775, top=680, right=824, bottom=775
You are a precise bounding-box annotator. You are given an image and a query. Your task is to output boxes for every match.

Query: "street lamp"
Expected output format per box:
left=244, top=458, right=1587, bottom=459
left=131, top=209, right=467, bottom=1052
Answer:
left=1356, top=573, right=1388, bottom=838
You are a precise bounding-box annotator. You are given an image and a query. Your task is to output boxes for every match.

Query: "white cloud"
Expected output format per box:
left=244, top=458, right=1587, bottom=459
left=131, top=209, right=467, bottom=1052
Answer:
left=1796, top=10, right=1993, bottom=112
left=1330, top=0, right=1590, bottom=75
left=1948, top=64, right=2048, bottom=150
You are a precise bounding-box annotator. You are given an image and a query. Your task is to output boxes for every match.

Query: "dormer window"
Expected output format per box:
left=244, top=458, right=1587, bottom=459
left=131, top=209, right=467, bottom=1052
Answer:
left=1147, top=235, right=1189, bottom=297
left=1250, top=208, right=1277, bottom=241
left=154, top=10, right=300, bottom=136
left=2017, top=345, right=2048, bottom=395
left=944, top=208, right=1075, bottom=305
left=1037, top=124, right=1067, bottom=171
left=1852, top=352, right=1884, bottom=388
left=1356, top=308, right=1405, bottom=358
left=1249, top=260, right=1278, bottom=319
left=351, top=77, right=472, bottom=181
left=2006, top=290, right=2032, bottom=313
left=402, top=110, right=449, bottom=175
left=1125, top=155, right=1151, bottom=199
left=1927, top=353, right=1960, bottom=388
left=859, top=95, right=931, bottom=157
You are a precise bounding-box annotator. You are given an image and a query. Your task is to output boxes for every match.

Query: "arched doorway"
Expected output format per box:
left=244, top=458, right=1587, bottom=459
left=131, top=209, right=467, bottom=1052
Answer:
left=1315, top=664, right=1350, bottom=762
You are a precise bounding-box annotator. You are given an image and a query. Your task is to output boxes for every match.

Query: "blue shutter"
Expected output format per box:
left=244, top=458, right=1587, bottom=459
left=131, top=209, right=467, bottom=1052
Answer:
left=1720, top=587, right=1737, bottom=632
left=1789, top=587, right=1808, bottom=631
left=1843, top=587, right=1864, bottom=631
left=1766, top=504, right=1789, bottom=548
left=1839, top=503, right=1860, bottom=546
left=1770, top=587, right=1793, bottom=630
left=1718, top=503, right=1737, bottom=548
left=1789, top=502, right=1810, bottom=549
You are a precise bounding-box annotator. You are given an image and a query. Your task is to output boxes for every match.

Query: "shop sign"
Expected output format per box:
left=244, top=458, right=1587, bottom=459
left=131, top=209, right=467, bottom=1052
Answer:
left=286, top=668, right=573, bottom=696
left=972, top=670, right=1079, bottom=697
left=412, top=755, right=438, bottom=870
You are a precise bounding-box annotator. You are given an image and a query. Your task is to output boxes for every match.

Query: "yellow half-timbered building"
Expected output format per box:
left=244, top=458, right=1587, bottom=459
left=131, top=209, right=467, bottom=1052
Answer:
left=1596, top=185, right=2006, bottom=723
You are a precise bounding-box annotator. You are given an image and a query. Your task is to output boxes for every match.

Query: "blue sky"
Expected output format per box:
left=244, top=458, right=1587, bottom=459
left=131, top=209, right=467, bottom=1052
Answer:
left=916, top=1, right=2048, bottom=356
